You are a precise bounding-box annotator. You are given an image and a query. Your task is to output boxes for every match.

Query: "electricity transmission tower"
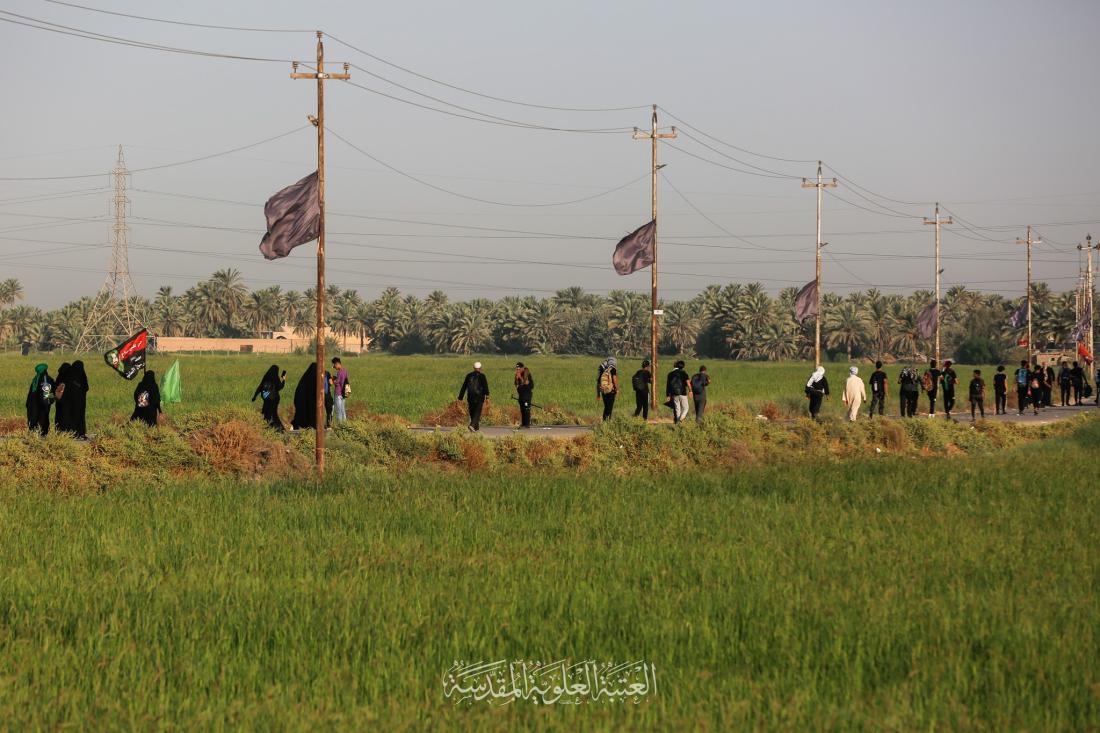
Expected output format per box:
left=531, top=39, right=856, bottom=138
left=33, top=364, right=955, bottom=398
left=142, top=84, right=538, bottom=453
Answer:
left=75, top=145, right=142, bottom=352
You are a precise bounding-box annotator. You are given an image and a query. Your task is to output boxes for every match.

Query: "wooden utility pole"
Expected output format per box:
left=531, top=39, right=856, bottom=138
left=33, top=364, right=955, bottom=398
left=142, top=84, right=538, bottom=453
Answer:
left=1016, top=226, right=1041, bottom=364
left=1081, top=234, right=1095, bottom=364
left=632, top=105, right=676, bottom=409
left=923, top=202, right=952, bottom=364
left=291, top=32, right=350, bottom=476
left=801, top=161, right=837, bottom=367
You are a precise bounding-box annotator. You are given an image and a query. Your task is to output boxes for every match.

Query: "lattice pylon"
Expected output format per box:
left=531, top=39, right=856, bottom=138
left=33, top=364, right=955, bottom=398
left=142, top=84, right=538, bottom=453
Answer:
left=75, top=145, right=142, bottom=352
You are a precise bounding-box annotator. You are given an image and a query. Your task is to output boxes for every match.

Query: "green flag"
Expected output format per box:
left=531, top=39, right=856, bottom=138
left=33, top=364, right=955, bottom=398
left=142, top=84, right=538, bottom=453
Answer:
left=162, top=360, right=182, bottom=404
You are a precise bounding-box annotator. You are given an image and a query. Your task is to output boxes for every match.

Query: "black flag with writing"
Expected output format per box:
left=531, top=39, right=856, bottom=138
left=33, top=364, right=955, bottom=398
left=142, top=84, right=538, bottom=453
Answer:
left=259, top=171, right=320, bottom=260
left=104, top=328, right=148, bottom=380
left=612, top=220, right=656, bottom=275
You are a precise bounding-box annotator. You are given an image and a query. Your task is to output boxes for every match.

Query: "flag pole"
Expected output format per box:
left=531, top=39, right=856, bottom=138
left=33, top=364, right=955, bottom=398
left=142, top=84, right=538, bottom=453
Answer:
left=291, top=32, right=350, bottom=477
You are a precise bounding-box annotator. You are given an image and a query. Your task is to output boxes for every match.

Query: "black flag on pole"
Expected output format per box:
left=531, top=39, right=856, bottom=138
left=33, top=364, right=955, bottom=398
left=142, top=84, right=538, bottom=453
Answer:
left=259, top=171, right=320, bottom=260
left=104, top=328, right=148, bottom=380
left=793, top=280, right=818, bottom=323
left=1009, top=301, right=1027, bottom=329
left=612, top=220, right=656, bottom=275
left=917, top=301, right=938, bottom=339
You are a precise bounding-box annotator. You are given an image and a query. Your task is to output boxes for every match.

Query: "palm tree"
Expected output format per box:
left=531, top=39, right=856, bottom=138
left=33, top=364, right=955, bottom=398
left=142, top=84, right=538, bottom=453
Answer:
left=0, top=278, right=24, bottom=308
left=824, top=301, right=871, bottom=360
left=661, top=301, right=701, bottom=355
left=208, top=268, right=248, bottom=332
left=520, top=299, right=570, bottom=354
left=607, top=290, right=648, bottom=356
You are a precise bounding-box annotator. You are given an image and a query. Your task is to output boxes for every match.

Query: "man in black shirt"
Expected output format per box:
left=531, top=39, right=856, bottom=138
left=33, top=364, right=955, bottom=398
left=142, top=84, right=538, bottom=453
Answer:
left=868, top=361, right=888, bottom=417
left=940, top=360, right=958, bottom=420
left=1070, top=360, right=1085, bottom=405
left=923, top=360, right=941, bottom=417
left=457, top=361, right=490, bottom=431
left=690, top=365, right=711, bottom=423
left=993, top=365, right=1008, bottom=415
left=631, top=359, right=652, bottom=419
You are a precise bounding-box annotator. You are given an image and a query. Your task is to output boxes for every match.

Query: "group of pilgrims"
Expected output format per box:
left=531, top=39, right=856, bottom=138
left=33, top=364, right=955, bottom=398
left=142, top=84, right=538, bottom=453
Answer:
left=25, top=360, right=159, bottom=437
left=805, top=358, right=1094, bottom=421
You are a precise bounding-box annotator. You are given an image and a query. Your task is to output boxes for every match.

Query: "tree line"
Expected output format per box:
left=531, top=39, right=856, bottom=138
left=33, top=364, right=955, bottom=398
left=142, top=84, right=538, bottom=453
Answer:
left=0, top=271, right=1085, bottom=362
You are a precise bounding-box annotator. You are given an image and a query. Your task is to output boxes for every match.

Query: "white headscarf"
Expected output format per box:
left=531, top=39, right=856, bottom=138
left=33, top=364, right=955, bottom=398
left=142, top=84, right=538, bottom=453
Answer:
left=806, top=366, right=825, bottom=388
left=849, top=366, right=859, bottom=376
left=600, top=357, right=617, bottom=372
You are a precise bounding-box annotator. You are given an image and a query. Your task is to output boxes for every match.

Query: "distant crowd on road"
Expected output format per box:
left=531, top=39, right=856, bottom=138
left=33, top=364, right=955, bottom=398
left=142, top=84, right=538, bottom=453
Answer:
left=805, top=358, right=1095, bottom=422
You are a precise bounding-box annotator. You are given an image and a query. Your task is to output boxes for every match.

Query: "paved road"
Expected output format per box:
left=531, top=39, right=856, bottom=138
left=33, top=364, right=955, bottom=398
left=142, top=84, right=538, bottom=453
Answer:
left=409, top=403, right=1096, bottom=439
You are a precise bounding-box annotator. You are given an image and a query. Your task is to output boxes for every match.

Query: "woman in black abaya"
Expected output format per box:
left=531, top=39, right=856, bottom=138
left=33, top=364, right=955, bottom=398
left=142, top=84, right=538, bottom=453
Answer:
left=66, top=360, right=90, bottom=438
left=291, top=363, right=318, bottom=430
left=252, top=364, right=287, bottom=432
left=53, top=362, right=71, bottom=432
left=131, top=370, right=161, bottom=427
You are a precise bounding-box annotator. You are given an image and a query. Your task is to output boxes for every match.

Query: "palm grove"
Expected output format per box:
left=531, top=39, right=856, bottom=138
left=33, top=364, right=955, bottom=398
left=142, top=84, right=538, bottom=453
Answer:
left=0, top=271, right=1086, bottom=362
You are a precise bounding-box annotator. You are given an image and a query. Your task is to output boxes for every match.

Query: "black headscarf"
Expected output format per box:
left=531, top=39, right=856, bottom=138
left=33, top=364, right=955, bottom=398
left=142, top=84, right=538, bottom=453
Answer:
left=69, top=360, right=89, bottom=392
left=254, top=364, right=281, bottom=401
left=292, top=362, right=317, bottom=429
left=55, top=362, right=71, bottom=387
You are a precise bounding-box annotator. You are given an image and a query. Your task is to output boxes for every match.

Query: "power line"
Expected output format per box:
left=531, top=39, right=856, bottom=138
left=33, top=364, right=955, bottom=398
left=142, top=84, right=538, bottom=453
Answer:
left=0, top=126, right=307, bottom=181
left=0, top=10, right=296, bottom=63
left=657, top=107, right=816, bottom=164
left=674, top=129, right=802, bottom=179
left=664, top=140, right=800, bottom=179
left=326, top=34, right=647, bottom=113
left=659, top=171, right=768, bottom=251
left=327, top=127, right=648, bottom=207
left=35, top=0, right=314, bottom=32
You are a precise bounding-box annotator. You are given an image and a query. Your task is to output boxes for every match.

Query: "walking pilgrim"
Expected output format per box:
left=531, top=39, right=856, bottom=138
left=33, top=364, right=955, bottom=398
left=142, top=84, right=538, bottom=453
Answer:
left=842, top=366, right=867, bottom=422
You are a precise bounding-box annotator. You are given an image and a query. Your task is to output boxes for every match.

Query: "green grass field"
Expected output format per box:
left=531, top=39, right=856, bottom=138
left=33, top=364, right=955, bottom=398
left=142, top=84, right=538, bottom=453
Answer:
left=0, top=352, right=1096, bottom=730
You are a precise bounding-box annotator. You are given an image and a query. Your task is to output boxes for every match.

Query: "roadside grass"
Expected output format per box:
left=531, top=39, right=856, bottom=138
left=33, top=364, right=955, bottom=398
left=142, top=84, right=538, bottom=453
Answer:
left=0, top=420, right=1096, bottom=730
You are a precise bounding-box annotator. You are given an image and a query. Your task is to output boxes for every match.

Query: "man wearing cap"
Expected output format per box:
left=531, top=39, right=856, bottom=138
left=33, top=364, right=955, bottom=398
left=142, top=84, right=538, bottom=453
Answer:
left=458, top=361, right=490, bottom=432
left=514, top=362, right=534, bottom=428
left=631, top=359, right=652, bottom=420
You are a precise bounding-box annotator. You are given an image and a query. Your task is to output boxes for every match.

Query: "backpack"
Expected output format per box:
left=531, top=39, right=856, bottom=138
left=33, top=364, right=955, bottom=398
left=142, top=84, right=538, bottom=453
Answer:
left=669, top=371, right=686, bottom=396
left=598, top=368, right=615, bottom=395
left=1030, top=377, right=1040, bottom=390
left=691, top=373, right=706, bottom=393
left=921, top=372, right=934, bottom=392
left=1016, top=368, right=1029, bottom=386
left=631, top=370, right=647, bottom=392
left=466, top=373, right=484, bottom=398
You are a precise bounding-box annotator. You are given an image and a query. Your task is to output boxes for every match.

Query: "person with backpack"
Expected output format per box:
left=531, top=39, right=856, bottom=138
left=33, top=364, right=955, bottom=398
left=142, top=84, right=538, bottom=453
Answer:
left=922, top=360, right=941, bottom=417
left=667, top=360, right=692, bottom=423
left=842, top=366, right=866, bottom=422
left=993, top=365, right=1008, bottom=415
left=690, top=365, right=710, bottom=423
left=331, top=357, right=350, bottom=423
left=131, top=370, right=162, bottom=427
left=1015, top=360, right=1030, bottom=415
left=514, top=362, right=534, bottom=428
left=939, top=360, right=958, bottom=420
left=252, top=364, right=287, bottom=432
left=596, top=357, right=618, bottom=421
left=458, top=361, right=490, bottom=432
left=1027, top=364, right=1044, bottom=415
left=867, top=361, right=888, bottom=417
left=805, top=365, right=829, bottom=420
left=25, top=363, right=55, bottom=436
left=968, top=369, right=986, bottom=420
left=631, top=360, right=652, bottom=420
left=898, top=365, right=920, bottom=417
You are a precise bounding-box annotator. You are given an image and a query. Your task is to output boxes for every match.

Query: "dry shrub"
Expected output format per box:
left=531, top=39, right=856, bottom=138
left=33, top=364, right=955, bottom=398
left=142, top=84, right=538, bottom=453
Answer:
left=880, top=421, right=908, bottom=451
left=421, top=399, right=516, bottom=427
left=562, top=435, right=593, bottom=469
left=725, top=440, right=755, bottom=464
left=0, top=417, right=24, bottom=435
left=461, top=440, right=489, bottom=471
left=758, top=402, right=782, bottom=421
left=189, top=420, right=308, bottom=477
left=524, top=438, right=559, bottom=466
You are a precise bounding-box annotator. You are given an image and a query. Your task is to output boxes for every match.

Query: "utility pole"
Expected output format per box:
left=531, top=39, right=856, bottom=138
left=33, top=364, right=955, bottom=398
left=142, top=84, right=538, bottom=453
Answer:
left=1016, top=226, right=1041, bottom=364
left=291, top=32, right=350, bottom=476
left=801, top=161, right=837, bottom=367
left=923, top=202, right=952, bottom=364
left=1079, top=234, right=1095, bottom=364
left=632, top=104, right=676, bottom=410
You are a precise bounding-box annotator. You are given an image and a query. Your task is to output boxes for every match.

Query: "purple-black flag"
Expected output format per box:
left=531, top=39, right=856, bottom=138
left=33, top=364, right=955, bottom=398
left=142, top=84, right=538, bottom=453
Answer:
left=917, top=301, right=938, bottom=339
left=612, top=220, right=656, bottom=275
left=793, top=280, right=818, bottom=323
left=1072, top=302, right=1092, bottom=342
left=259, top=171, right=320, bottom=260
left=1009, top=301, right=1027, bottom=329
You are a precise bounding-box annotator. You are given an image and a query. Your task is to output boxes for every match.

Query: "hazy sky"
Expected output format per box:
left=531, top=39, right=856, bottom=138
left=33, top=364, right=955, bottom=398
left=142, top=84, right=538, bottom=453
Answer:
left=2, top=0, right=1098, bottom=309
